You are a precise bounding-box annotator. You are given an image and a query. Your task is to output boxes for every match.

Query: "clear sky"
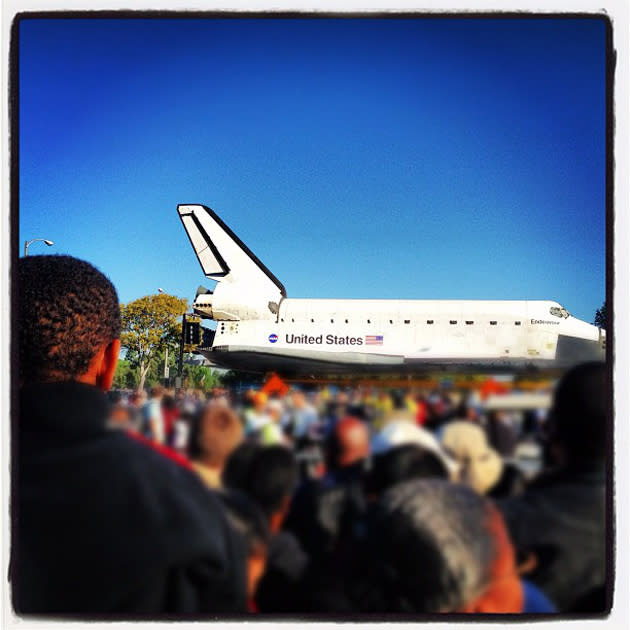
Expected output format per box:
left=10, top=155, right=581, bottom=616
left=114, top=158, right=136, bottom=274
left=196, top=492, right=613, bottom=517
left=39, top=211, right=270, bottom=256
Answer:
left=18, top=15, right=608, bottom=323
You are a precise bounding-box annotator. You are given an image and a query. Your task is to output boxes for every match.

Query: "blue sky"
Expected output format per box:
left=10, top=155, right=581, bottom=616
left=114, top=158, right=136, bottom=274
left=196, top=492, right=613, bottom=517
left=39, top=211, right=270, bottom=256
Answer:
left=18, top=16, right=607, bottom=323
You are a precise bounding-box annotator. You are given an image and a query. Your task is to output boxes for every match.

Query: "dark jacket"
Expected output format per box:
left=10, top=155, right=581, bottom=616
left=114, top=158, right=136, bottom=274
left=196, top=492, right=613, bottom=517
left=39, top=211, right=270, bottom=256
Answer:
left=285, top=461, right=368, bottom=559
left=282, top=462, right=368, bottom=613
left=498, top=463, right=606, bottom=612
left=13, top=382, right=247, bottom=616
left=255, top=530, right=309, bottom=613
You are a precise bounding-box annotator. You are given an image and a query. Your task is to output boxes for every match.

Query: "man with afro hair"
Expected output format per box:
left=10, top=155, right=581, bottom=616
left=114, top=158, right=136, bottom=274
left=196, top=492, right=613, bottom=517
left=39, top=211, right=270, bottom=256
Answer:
left=13, top=255, right=247, bottom=616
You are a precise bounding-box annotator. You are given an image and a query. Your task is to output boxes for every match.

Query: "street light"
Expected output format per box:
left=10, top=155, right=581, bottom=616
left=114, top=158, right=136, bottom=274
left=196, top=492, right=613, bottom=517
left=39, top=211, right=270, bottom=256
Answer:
left=24, top=238, right=54, bottom=257
left=157, top=288, right=169, bottom=384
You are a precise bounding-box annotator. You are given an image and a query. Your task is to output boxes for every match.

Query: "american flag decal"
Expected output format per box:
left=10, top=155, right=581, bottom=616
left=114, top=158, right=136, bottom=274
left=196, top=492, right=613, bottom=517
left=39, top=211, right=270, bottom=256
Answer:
left=365, top=335, right=384, bottom=346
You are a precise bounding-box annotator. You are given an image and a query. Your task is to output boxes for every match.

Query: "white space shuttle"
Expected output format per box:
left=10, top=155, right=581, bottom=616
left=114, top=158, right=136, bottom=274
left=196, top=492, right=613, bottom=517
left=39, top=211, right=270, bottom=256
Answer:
left=178, top=204, right=605, bottom=376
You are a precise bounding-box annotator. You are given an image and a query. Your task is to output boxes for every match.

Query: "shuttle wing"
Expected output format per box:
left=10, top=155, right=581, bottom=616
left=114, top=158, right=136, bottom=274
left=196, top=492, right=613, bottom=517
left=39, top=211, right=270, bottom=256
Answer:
left=177, top=204, right=286, bottom=297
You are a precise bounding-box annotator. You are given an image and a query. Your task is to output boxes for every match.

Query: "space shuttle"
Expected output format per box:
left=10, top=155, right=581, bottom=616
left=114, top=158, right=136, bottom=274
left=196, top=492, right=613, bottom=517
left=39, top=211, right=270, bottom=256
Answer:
left=178, top=204, right=605, bottom=376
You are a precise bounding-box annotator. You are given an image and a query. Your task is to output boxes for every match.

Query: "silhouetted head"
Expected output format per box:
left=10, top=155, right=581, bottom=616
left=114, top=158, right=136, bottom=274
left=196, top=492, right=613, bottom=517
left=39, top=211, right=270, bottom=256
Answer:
left=365, top=444, right=449, bottom=497
left=547, top=361, right=607, bottom=467
left=358, top=480, right=523, bottom=613
left=371, top=420, right=458, bottom=478
left=18, top=255, right=121, bottom=386
left=223, top=443, right=298, bottom=532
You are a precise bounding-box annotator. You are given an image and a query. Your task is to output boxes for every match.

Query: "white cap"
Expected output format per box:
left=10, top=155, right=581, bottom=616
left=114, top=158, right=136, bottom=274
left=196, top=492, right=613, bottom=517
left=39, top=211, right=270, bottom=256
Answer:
left=371, top=420, right=459, bottom=476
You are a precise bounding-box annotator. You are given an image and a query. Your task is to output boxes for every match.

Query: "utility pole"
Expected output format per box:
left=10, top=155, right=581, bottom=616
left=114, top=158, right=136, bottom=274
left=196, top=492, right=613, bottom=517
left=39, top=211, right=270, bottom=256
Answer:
left=177, top=313, right=186, bottom=389
left=163, top=346, right=169, bottom=386
left=157, top=288, right=171, bottom=387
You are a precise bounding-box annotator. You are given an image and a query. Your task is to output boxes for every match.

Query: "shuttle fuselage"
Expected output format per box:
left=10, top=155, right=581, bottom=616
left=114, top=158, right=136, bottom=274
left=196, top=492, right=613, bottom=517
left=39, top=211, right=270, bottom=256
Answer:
left=178, top=204, right=605, bottom=375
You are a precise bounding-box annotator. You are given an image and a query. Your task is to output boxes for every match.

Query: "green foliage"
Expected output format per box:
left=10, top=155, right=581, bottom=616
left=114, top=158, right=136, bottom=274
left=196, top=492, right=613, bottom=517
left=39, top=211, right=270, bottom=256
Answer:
left=112, top=359, right=138, bottom=390
left=182, top=362, right=223, bottom=390
left=120, top=293, right=188, bottom=390
left=142, top=346, right=180, bottom=388
left=593, top=301, right=607, bottom=328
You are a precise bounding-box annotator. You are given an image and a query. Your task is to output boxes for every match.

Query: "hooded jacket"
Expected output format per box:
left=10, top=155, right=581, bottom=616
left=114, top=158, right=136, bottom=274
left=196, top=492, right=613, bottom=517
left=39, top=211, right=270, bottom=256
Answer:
left=13, top=381, right=247, bottom=616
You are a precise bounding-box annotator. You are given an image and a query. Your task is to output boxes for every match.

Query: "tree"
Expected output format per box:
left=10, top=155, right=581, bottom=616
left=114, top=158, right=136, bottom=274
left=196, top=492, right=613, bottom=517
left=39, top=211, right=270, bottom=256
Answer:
left=593, top=301, right=607, bottom=329
left=120, top=293, right=188, bottom=390
left=112, top=359, right=138, bottom=390
left=182, top=363, right=223, bottom=390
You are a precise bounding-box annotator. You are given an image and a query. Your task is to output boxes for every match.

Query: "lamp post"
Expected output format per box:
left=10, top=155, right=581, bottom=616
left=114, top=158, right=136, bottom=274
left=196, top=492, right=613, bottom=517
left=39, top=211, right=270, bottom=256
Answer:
left=157, top=288, right=170, bottom=386
left=24, top=238, right=54, bottom=256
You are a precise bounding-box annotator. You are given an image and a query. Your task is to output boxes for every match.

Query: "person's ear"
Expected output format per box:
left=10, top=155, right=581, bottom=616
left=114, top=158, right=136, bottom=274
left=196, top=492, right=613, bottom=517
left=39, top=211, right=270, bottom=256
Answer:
left=516, top=551, right=538, bottom=575
left=96, top=338, right=121, bottom=392
left=269, top=495, right=292, bottom=534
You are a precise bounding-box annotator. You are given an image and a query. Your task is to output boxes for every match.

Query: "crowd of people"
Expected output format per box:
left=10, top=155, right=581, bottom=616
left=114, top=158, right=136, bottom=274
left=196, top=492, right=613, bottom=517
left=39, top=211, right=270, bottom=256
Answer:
left=13, top=254, right=609, bottom=617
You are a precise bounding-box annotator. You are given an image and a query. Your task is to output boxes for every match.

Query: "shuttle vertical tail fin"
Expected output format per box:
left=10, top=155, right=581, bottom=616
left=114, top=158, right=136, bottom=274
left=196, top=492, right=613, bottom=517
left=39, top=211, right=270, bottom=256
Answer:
left=177, top=204, right=286, bottom=298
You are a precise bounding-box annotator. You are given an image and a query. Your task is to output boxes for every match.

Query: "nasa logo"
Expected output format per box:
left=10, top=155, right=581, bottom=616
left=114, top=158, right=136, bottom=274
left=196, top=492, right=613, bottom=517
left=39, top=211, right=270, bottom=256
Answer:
left=269, top=333, right=278, bottom=343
